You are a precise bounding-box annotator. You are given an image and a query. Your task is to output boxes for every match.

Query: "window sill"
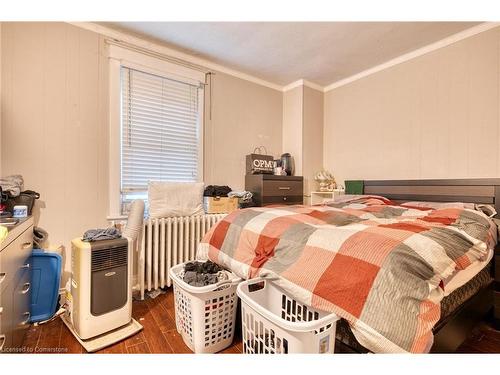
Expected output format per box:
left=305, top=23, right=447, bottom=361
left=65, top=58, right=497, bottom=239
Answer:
left=107, top=215, right=128, bottom=222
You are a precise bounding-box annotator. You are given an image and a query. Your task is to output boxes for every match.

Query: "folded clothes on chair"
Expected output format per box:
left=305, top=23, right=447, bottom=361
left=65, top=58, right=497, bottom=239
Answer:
left=82, top=227, right=122, bottom=242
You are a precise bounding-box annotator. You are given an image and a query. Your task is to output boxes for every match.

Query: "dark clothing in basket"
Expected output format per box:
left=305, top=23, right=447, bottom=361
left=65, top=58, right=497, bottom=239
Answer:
left=183, top=260, right=225, bottom=287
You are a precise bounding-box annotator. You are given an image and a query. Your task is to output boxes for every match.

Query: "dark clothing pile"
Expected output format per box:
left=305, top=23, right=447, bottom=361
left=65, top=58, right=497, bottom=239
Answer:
left=185, top=260, right=222, bottom=273
left=82, top=227, right=122, bottom=242
left=183, top=260, right=226, bottom=287
left=203, top=185, right=232, bottom=197
left=239, top=201, right=256, bottom=209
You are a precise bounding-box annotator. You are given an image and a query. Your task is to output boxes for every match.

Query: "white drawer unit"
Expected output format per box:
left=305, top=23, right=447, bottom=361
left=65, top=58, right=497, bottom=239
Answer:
left=0, top=217, right=33, bottom=352
left=310, top=190, right=345, bottom=205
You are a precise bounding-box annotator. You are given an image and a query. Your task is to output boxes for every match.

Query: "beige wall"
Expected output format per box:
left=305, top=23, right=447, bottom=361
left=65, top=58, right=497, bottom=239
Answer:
left=282, top=86, right=303, bottom=175
left=1, top=23, right=109, bottom=276
left=282, top=85, right=324, bottom=203
left=303, top=86, right=324, bottom=197
left=205, top=71, right=282, bottom=190
left=0, top=22, right=283, bottom=259
left=324, top=27, right=500, bottom=185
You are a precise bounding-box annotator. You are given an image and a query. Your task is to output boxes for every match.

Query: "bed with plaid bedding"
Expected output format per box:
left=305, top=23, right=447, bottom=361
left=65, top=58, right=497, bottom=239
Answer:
left=197, top=196, right=496, bottom=353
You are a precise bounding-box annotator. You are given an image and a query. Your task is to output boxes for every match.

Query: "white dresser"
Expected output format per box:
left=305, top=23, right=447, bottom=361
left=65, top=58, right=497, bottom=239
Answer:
left=0, top=217, right=33, bottom=352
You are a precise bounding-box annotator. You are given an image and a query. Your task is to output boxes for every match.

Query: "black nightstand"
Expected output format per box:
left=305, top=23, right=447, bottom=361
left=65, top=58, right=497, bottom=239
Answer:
left=245, top=175, right=303, bottom=207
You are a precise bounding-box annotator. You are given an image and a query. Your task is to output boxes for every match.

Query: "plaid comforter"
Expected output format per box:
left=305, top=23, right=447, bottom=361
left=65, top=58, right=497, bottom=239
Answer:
left=197, top=196, right=496, bottom=353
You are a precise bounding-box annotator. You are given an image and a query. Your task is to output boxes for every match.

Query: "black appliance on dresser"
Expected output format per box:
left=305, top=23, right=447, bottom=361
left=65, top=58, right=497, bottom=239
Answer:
left=245, top=174, right=303, bottom=207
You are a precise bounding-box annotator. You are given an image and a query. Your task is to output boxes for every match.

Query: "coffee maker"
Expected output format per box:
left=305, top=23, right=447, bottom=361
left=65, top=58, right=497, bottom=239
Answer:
left=280, top=153, right=294, bottom=176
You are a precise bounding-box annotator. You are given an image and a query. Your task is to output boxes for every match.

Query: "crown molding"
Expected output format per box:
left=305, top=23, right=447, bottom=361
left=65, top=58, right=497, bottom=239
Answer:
left=68, top=22, right=284, bottom=92
left=69, top=21, right=500, bottom=96
left=282, top=79, right=324, bottom=92
left=282, top=79, right=304, bottom=91
left=324, top=22, right=500, bottom=92
left=302, top=79, right=324, bottom=92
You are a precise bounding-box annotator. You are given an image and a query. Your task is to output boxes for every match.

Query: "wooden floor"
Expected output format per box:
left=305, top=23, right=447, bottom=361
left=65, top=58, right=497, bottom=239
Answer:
left=455, top=322, right=500, bottom=353
left=21, top=288, right=500, bottom=354
left=23, top=288, right=242, bottom=354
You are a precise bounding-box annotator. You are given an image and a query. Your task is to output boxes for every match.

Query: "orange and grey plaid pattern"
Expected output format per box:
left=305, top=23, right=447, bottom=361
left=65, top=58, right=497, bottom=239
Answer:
left=198, top=196, right=495, bottom=353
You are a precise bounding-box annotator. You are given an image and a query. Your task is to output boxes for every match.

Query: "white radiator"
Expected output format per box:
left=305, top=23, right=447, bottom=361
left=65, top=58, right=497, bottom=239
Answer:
left=139, top=214, right=225, bottom=299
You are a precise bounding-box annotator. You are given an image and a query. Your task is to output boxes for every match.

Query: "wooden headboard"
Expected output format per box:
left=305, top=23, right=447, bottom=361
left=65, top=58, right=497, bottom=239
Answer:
left=354, top=178, right=500, bottom=217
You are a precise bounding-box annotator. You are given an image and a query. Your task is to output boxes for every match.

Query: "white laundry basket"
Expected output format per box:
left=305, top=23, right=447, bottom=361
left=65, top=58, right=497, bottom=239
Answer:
left=237, top=277, right=339, bottom=354
left=169, top=263, right=241, bottom=353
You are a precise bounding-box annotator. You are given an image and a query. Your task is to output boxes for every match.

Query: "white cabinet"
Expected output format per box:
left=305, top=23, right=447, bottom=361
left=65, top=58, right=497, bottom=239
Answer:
left=310, top=190, right=345, bottom=205
left=0, top=217, right=33, bottom=352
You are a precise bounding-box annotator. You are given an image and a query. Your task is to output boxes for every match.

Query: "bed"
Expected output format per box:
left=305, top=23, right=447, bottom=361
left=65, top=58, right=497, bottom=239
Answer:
left=198, top=179, right=500, bottom=353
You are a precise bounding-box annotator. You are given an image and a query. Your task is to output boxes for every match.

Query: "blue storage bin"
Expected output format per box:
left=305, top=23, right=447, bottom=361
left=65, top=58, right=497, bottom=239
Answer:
left=30, top=248, right=62, bottom=322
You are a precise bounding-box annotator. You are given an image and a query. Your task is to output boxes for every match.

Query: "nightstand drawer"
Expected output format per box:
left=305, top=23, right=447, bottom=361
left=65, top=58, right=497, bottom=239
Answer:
left=263, top=180, right=303, bottom=196
left=262, top=195, right=303, bottom=205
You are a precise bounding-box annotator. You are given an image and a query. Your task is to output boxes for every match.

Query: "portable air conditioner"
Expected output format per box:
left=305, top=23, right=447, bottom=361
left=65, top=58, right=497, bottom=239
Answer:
left=61, top=201, right=144, bottom=351
left=68, top=237, right=133, bottom=339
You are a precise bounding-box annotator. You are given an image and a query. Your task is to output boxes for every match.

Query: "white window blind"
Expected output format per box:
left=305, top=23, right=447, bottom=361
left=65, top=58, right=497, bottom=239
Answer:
left=120, top=66, right=202, bottom=213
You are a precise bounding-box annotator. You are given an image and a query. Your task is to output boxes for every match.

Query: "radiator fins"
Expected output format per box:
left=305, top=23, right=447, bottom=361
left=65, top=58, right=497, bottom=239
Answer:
left=140, top=214, right=225, bottom=298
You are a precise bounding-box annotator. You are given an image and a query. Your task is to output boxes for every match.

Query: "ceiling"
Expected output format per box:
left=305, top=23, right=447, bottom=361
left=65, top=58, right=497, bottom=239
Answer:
left=109, top=22, right=479, bottom=86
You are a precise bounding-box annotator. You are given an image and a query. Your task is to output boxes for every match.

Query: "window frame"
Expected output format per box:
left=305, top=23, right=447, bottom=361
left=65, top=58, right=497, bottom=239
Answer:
left=107, top=43, right=205, bottom=219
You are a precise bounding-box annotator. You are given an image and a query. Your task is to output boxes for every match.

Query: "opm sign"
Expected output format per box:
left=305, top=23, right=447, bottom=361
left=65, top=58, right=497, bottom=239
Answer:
left=246, top=153, right=274, bottom=174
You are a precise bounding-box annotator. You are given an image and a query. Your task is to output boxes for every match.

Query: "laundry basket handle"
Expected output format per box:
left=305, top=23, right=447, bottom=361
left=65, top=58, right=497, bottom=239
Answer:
left=211, top=277, right=242, bottom=291
left=257, top=273, right=280, bottom=282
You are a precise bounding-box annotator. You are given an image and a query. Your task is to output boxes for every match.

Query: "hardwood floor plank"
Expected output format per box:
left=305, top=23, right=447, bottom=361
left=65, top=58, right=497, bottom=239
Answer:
left=456, top=345, right=487, bottom=354
left=219, top=344, right=242, bottom=354
left=127, top=342, right=151, bottom=354
left=145, top=294, right=177, bottom=332
left=480, top=328, right=500, bottom=344
left=122, top=331, right=146, bottom=348
left=160, top=289, right=176, bottom=315
left=36, top=317, right=63, bottom=353
left=164, top=290, right=175, bottom=308
left=132, top=299, right=174, bottom=353
left=59, top=324, right=83, bottom=354
left=97, top=341, right=127, bottom=354
left=161, top=328, right=242, bottom=354
left=23, top=324, right=42, bottom=352
left=162, top=329, right=192, bottom=354
left=460, top=335, right=500, bottom=353
left=233, top=341, right=243, bottom=353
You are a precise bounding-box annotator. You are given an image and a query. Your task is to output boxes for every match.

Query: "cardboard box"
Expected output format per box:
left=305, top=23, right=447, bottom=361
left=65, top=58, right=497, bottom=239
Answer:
left=204, top=196, right=239, bottom=214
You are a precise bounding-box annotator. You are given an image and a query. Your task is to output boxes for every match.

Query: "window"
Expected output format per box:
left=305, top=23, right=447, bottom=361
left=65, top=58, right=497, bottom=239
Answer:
left=119, top=66, right=203, bottom=214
